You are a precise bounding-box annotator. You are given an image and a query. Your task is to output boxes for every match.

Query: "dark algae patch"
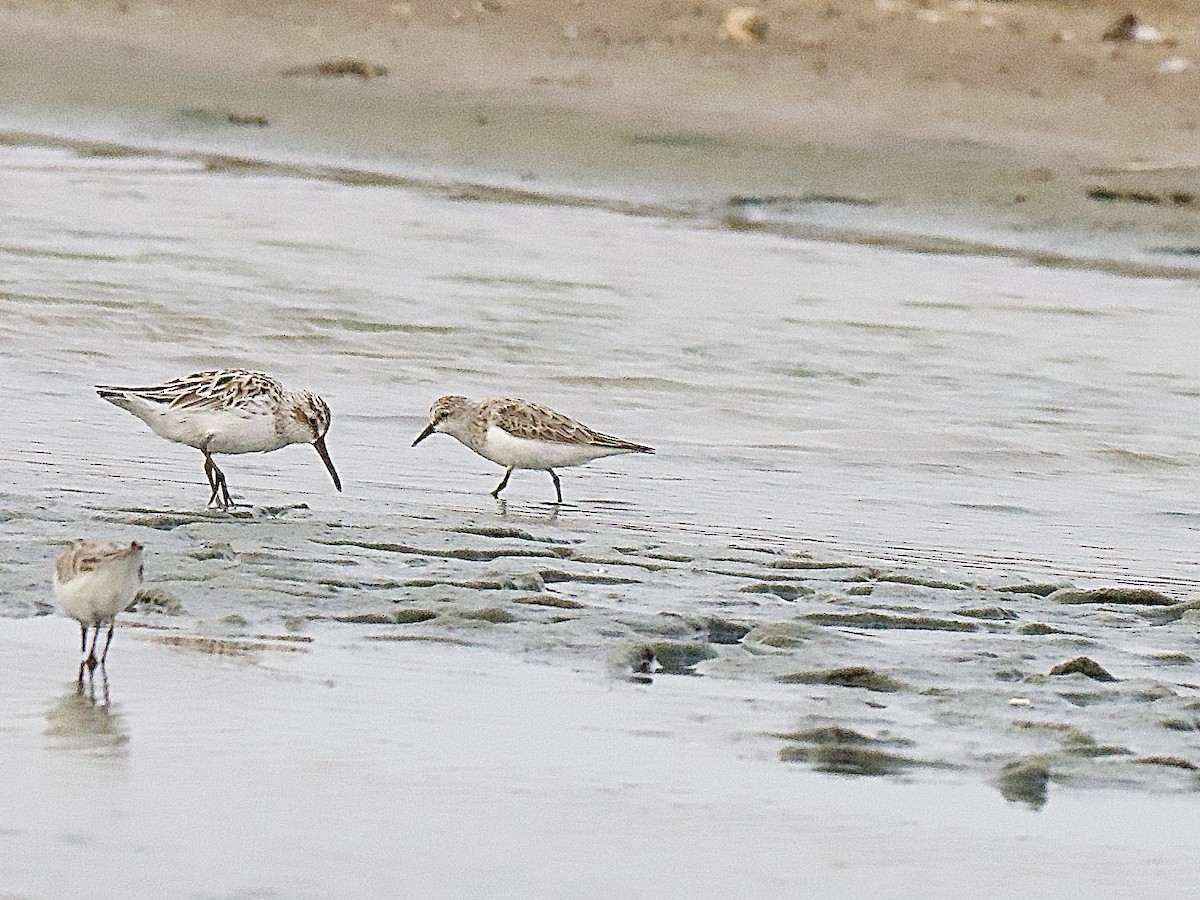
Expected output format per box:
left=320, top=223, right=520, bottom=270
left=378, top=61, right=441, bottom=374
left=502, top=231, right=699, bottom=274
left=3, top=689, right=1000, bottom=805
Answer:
left=871, top=573, right=964, bottom=591
left=1061, top=730, right=1131, bottom=757
left=997, top=758, right=1051, bottom=809
left=778, top=744, right=916, bottom=776
left=334, top=612, right=395, bottom=624
left=1018, top=622, right=1069, bottom=636
left=804, top=612, right=977, bottom=632
left=460, top=606, right=518, bottom=624
left=1134, top=756, right=1198, bottom=770
left=1149, top=653, right=1194, bottom=666
left=739, top=582, right=813, bottom=601
left=999, top=582, right=1068, bottom=597
left=403, top=578, right=507, bottom=590
left=743, top=622, right=814, bottom=648
left=777, top=666, right=902, bottom=693
left=318, top=539, right=570, bottom=562
left=1049, top=657, right=1116, bottom=681
left=705, top=617, right=751, bottom=644
left=776, top=727, right=928, bottom=776
left=339, top=608, right=440, bottom=625
left=449, top=525, right=572, bottom=544
left=1142, top=599, right=1200, bottom=624
left=774, top=726, right=876, bottom=745
left=392, top=608, right=439, bottom=624
left=1050, top=587, right=1174, bottom=606
left=511, top=595, right=585, bottom=609
left=538, top=569, right=640, bottom=586
left=623, top=641, right=717, bottom=675
left=128, top=588, right=183, bottom=615
left=188, top=543, right=237, bottom=561
left=1159, top=718, right=1200, bottom=732
left=771, top=726, right=913, bottom=747
left=282, top=58, right=389, bottom=79
left=769, top=559, right=859, bottom=571
left=1066, top=742, right=1132, bottom=758
left=954, top=605, right=1019, bottom=620
left=1011, top=720, right=1076, bottom=734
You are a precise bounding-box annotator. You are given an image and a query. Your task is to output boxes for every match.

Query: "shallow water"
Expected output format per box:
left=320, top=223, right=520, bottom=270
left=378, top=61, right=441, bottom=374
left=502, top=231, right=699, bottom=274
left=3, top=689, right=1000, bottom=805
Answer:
left=2, top=132, right=1200, bottom=811
left=8, top=617, right=1200, bottom=899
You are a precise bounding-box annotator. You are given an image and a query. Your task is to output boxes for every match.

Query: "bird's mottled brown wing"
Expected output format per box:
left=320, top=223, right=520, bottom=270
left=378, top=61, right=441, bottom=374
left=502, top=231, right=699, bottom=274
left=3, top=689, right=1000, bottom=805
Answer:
left=55, top=540, right=139, bottom=584
left=479, top=398, right=652, bottom=451
left=96, top=370, right=284, bottom=412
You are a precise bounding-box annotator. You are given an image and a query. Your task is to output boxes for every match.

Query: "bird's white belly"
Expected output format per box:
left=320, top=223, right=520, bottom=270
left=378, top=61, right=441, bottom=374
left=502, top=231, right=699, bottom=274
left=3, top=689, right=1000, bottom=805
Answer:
left=479, top=427, right=625, bottom=469
left=54, top=567, right=140, bottom=625
left=140, top=405, right=286, bottom=454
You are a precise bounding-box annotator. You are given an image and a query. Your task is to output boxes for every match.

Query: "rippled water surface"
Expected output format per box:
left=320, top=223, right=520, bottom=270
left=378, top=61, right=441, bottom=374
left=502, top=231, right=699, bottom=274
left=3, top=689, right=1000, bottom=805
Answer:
left=2, top=137, right=1200, bottom=803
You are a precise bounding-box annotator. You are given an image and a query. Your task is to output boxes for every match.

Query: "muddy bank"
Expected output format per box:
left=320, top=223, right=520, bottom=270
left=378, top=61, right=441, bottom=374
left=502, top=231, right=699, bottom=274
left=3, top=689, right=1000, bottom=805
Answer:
left=0, top=0, right=1195, bottom=265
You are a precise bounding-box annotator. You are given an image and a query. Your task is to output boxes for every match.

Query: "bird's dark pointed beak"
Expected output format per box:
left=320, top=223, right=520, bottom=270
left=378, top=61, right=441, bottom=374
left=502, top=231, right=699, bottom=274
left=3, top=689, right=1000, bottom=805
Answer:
left=313, top=435, right=342, bottom=491
left=412, top=422, right=436, bottom=447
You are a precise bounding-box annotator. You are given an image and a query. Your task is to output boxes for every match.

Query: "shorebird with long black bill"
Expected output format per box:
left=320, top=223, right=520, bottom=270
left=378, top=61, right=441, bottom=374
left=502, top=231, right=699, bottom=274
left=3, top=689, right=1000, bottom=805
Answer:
left=97, top=369, right=342, bottom=508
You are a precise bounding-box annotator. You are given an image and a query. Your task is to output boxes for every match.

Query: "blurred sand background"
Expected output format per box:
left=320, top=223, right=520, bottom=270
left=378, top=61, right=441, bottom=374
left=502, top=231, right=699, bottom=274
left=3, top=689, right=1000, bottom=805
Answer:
left=0, top=0, right=1195, bottom=228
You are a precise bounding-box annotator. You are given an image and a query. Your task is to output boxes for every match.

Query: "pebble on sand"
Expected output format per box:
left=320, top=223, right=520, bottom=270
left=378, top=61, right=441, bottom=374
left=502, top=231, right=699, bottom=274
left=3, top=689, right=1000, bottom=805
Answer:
left=723, top=7, right=768, bottom=44
left=1101, top=13, right=1168, bottom=45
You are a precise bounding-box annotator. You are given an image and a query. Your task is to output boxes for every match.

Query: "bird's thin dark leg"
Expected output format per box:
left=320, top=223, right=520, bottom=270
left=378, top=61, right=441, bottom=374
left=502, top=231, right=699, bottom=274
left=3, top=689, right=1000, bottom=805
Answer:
left=549, top=469, right=562, bottom=504
left=100, top=620, right=116, bottom=664
left=216, top=465, right=233, bottom=509
left=204, top=452, right=234, bottom=510
left=203, top=453, right=220, bottom=507
left=490, top=466, right=514, bottom=498
left=85, top=625, right=101, bottom=672
left=77, top=623, right=89, bottom=687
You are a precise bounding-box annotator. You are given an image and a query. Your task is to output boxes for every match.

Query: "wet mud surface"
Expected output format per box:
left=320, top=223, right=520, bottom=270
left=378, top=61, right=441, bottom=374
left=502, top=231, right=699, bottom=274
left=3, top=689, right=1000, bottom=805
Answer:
left=9, top=495, right=1200, bottom=803
left=1, top=138, right=1198, bottom=807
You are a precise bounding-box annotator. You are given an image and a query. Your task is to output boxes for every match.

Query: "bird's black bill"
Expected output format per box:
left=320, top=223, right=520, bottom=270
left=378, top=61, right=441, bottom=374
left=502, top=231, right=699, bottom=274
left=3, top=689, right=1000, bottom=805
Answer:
left=313, top=435, right=342, bottom=491
left=412, top=423, right=436, bottom=447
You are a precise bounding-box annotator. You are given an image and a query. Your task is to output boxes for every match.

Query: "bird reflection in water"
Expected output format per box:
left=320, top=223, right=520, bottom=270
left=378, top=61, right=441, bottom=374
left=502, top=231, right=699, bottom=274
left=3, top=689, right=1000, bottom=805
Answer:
left=496, top=497, right=560, bottom=525
left=44, top=668, right=129, bottom=753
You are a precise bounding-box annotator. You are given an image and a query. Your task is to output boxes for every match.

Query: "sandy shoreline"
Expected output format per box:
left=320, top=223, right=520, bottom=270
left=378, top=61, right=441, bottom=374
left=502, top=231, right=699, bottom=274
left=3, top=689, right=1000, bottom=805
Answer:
left=0, top=0, right=1195, bottom=251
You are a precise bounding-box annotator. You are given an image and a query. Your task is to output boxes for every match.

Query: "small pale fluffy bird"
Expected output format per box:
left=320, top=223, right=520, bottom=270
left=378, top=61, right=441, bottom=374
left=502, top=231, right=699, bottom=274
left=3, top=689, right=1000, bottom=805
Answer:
left=53, top=540, right=144, bottom=671
left=412, top=396, right=654, bottom=502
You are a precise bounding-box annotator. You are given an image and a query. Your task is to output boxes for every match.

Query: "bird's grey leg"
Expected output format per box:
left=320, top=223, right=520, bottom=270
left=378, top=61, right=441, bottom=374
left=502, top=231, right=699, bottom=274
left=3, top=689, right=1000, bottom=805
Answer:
left=490, top=466, right=514, bottom=498
left=79, top=622, right=88, bottom=654
left=549, top=469, right=562, bottom=504
left=85, top=625, right=101, bottom=672
left=76, top=659, right=87, bottom=692
left=101, top=620, right=115, bottom=664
